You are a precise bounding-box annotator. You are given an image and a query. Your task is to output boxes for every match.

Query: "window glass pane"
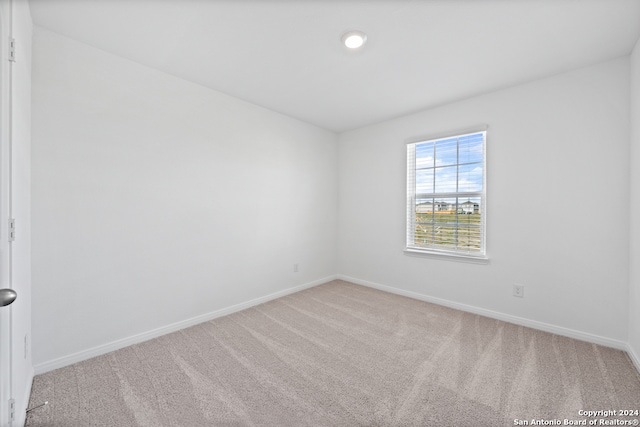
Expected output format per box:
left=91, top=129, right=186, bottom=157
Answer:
left=433, top=225, right=457, bottom=249
left=433, top=197, right=457, bottom=212
left=414, top=197, right=434, bottom=248
left=433, top=197, right=457, bottom=222
left=435, top=137, right=457, bottom=167
left=414, top=222, right=434, bottom=247
left=434, top=166, right=457, bottom=193
left=457, top=196, right=482, bottom=252
left=407, top=131, right=485, bottom=257
left=459, top=133, right=483, bottom=164
left=458, top=163, right=483, bottom=192
left=415, top=142, right=434, bottom=169
left=415, top=197, right=434, bottom=214
left=457, top=224, right=482, bottom=252
left=457, top=197, right=481, bottom=217
left=416, top=169, right=434, bottom=194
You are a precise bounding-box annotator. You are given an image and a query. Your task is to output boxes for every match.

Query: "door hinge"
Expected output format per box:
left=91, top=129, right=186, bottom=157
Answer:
left=8, top=37, right=16, bottom=62
left=9, top=219, right=15, bottom=241
left=9, top=398, right=15, bottom=422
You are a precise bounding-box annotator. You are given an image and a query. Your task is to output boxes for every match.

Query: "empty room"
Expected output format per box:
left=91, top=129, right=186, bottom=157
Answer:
left=0, top=0, right=639, bottom=426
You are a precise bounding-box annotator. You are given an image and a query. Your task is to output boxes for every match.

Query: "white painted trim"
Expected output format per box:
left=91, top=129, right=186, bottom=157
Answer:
left=404, top=249, right=490, bottom=264
left=337, top=274, right=628, bottom=351
left=15, top=366, right=33, bottom=426
left=626, top=343, right=640, bottom=376
left=34, top=275, right=337, bottom=375
left=405, top=124, right=489, bottom=145
left=35, top=273, right=638, bottom=377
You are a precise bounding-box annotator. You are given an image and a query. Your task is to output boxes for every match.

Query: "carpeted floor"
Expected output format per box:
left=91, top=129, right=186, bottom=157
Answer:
left=26, top=280, right=640, bottom=426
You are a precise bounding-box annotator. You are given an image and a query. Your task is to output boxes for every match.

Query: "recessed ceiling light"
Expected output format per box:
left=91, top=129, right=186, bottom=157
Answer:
left=341, top=31, right=367, bottom=50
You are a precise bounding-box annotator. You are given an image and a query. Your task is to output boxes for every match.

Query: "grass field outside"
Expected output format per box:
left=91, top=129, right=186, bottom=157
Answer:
left=414, top=211, right=482, bottom=252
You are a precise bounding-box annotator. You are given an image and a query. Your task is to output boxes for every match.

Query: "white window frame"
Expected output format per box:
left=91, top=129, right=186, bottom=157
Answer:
left=405, top=126, right=488, bottom=262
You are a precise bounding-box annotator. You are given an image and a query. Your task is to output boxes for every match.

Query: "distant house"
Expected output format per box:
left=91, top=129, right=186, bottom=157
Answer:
left=417, top=200, right=480, bottom=214
left=416, top=202, right=434, bottom=213
left=417, top=201, right=458, bottom=213
left=460, top=201, right=479, bottom=214
left=440, top=202, right=456, bottom=212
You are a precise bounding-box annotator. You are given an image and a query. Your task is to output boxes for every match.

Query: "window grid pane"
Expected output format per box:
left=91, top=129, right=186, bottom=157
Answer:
left=407, top=131, right=485, bottom=256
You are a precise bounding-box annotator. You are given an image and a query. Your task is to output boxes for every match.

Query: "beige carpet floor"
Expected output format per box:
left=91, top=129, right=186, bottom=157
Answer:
left=26, top=280, right=640, bottom=426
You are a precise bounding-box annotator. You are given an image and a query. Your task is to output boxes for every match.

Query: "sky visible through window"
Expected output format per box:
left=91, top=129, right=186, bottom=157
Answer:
left=409, top=131, right=485, bottom=254
left=415, top=132, right=483, bottom=197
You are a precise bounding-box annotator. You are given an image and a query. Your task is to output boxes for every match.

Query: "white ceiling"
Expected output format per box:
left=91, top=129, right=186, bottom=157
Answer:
left=28, top=0, right=640, bottom=133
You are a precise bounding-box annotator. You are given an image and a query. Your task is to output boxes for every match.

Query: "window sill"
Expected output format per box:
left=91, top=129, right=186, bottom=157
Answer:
left=404, top=248, right=489, bottom=264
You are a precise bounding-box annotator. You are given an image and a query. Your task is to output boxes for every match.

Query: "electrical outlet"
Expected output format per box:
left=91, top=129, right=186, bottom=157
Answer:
left=293, top=263, right=299, bottom=273
left=513, top=284, right=524, bottom=298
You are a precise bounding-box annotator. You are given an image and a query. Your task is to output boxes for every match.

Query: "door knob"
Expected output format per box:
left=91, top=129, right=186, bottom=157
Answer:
left=0, top=289, right=17, bottom=307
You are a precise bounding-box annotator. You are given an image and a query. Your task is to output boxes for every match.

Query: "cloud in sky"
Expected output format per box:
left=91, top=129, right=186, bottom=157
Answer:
left=414, top=132, right=484, bottom=195
left=416, top=164, right=482, bottom=194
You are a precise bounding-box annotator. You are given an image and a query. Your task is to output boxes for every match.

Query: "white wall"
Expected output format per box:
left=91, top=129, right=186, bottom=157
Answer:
left=30, top=24, right=639, bottom=374
left=31, top=28, right=338, bottom=369
left=629, top=38, right=640, bottom=368
left=338, top=58, right=631, bottom=345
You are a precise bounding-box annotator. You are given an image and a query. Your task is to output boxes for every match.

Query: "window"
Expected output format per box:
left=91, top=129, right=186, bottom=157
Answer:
left=406, top=129, right=486, bottom=259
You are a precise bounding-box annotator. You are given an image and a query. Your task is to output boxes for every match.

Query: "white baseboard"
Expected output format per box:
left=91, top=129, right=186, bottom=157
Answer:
left=337, top=274, right=629, bottom=351
left=35, top=274, right=637, bottom=376
left=34, top=275, right=337, bottom=375
left=626, top=343, right=640, bottom=375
